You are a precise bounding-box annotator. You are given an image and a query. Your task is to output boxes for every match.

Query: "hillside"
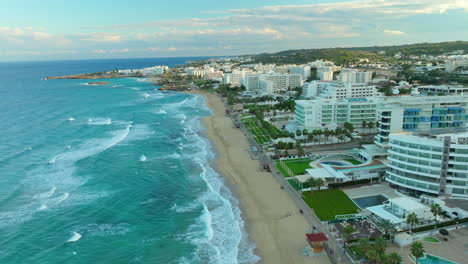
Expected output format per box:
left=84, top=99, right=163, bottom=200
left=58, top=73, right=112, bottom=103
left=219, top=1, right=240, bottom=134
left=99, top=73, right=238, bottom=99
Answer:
left=247, top=41, right=468, bottom=65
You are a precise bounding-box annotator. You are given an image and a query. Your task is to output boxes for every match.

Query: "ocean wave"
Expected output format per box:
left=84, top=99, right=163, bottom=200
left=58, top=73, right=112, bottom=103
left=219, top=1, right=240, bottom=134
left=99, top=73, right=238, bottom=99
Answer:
left=87, top=118, right=112, bottom=125
left=176, top=118, right=260, bottom=264
left=67, top=232, right=81, bottom=242
left=33, top=186, right=56, bottom=199
left=67, top=117, right=75, bottom=121
left=77, top=223, right=131, bottom=237
left=139, top=155, right=147, bottom=162
left=3, top=124, right=132, bottom=227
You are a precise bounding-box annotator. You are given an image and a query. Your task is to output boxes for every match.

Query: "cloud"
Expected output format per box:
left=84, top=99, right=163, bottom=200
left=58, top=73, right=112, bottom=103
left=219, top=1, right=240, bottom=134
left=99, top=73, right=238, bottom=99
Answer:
left=1, top=0, right=468, bottom=60
left=82, top=33, right=122, bottom=42
left=384, top=29, right=406, bottom=35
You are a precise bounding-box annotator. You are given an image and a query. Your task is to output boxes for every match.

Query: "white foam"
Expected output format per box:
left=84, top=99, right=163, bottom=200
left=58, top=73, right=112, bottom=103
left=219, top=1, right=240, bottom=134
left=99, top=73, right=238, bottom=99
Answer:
left=67, top=117, right=75, bottom=121
left=87, top=118, right=112, bottom=125
left=142, top=93, right=150, bottom=99
left=155, top=109, right=167, bottom=115
left=139, top=155, right=147, bottom=162
left=53, top=192, right=69, bottom=206
left=38, top=205, right=48, bottom=211
left=67, top=232, right=81, bottom=242
left=34, top=186, right=56, bottom=199
left=136, top=78, right=148, bottom=82
left=111, top=84, right=123, bottom=88
left=201, top=204, right=214, bottom=241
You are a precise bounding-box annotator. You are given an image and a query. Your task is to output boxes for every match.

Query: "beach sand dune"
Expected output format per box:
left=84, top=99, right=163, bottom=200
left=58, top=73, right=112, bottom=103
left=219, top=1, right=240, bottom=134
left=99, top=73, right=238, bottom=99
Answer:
left=196, top=91, right=331, bottom=264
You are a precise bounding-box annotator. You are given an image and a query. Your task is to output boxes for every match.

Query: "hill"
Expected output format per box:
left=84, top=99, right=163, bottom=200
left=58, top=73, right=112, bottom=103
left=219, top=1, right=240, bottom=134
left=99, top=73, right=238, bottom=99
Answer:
left=247, top=41, right=468, bottom=65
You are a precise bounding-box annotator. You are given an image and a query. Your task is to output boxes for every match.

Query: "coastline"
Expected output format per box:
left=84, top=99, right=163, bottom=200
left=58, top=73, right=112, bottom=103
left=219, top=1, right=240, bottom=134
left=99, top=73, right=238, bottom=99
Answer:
left=189, top=90, right=331, bottom=264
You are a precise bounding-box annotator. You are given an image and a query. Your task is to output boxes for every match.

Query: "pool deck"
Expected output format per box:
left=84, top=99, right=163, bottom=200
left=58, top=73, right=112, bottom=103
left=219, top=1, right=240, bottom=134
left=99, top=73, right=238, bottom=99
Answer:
left=342, top=182, right=401, bottom=199
left=388, top=227, right=467, bottom=264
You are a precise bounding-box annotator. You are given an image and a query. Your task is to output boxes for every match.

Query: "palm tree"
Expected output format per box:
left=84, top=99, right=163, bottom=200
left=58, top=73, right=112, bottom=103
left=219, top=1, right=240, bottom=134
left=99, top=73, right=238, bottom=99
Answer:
left=406, top=212, right=419, bottom=233
left=430, top=203, right=443, bottom=224
left=367, top=122, right=374, bottom=134
left=306, top=178, right=316, bottom=191
left=307, top=133, right=314, bottom=144
left=374, top=237, right=387, bottom=258
left=343, top=225, right=355, bottom=242
left=386, top=252, right=402, bottom=264
left=315, top=178, right=324, bottom=190
left=410, top=242, right=425, bottom=264
left=365, top=249, right=380, bottom=264
left=357, top=238, right=370, bottom=253
left=362, top=120, right=367, bottom=134
left=378, top=219, right=398, bottom=240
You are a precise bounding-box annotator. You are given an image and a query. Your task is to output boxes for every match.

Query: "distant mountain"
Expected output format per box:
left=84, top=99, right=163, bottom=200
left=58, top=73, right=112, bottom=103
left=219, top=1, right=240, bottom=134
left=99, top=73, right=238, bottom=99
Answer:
left=247, top=41, right=468, bottom=65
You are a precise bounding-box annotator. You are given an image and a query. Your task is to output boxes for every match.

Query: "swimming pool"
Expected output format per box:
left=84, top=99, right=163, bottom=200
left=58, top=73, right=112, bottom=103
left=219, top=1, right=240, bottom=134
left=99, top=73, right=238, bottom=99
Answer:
left=321, top=161, right=347, bottom=166
left=353, top=195, right=388, bottom=209
left=418, top=254, right=459, bottom=264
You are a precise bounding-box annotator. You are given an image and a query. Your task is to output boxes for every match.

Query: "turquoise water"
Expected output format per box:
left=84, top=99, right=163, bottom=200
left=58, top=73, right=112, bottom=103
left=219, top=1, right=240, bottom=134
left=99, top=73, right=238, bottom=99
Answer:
left=0, top=59, right=259, bottom=264
left=418, top=254, right=458, bottom=264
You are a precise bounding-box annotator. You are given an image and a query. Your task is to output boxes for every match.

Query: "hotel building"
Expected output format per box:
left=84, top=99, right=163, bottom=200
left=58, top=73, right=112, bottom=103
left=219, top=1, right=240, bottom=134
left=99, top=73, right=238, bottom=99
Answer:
left=374, top=95, right=468, bottom=149
left=386, top=131, right=468, bottom=198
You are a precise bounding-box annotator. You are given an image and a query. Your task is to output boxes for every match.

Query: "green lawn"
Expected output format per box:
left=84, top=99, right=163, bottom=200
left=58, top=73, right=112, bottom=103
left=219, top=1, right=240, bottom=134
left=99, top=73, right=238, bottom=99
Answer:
left=287, top=179, right=312, bottom=191
left=423, top=237, right=440, bottom=243
left=242, top=117, right=270, bottom=144
left=276, top=159, right=313, bottom=177
left=344, top=158, right=363, bottom=165
left=302, top=189, right=359, bottom=221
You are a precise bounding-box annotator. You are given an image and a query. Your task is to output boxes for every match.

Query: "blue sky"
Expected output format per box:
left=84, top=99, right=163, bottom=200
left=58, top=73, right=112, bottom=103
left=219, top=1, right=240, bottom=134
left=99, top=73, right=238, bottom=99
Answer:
left=1, top=0, right=467, bottom=61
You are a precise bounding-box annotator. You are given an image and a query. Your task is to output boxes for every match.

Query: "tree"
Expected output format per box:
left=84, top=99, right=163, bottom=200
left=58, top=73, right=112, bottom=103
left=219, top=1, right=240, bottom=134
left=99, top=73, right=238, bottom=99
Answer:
left=357, top=238, right=370, bottom=253
left=386, top=252, right=402, bottom=264
left=374, top=237, right=387, bottom=258
left=410, top=242, right=425, bottom=263
left=378, top=219, right=398, bottom=240
left=368, top=121, right=375, bottom=133
left=307, top=178, right=316, bottom=191
left=430, top=203, right=443, bottom=224
left=314, top=178, right=325, bottom=190
left=296, top=130, right=302, bottom=137
left=406, top=212, right=419, bottom=233
left=365, top=249, right=380, bottom=264
left=362, top=120, right=367, bottom=134
left=343, top=225, right=355, bottom=242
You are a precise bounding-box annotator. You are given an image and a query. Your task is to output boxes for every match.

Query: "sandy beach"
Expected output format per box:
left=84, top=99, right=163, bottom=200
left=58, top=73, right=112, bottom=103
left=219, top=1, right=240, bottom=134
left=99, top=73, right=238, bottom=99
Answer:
left=191, top=91, right=331, bottom=264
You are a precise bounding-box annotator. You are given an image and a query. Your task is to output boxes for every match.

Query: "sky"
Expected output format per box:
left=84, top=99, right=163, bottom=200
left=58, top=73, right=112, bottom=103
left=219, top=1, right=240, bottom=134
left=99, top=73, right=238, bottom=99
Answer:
left=1, top=0, right=468, bottom=61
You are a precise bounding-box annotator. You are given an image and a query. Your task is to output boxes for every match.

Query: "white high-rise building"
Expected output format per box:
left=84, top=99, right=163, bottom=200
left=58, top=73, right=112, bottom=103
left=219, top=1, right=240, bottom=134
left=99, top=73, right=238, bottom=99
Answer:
left=445, top=59, right=468, bottom=72
left=290, top=66, right=311, bottom=80
left=374, top=95, right=468, bottom=149
left=295, top=98, right=377, bottom=130
left=386, top=131, right=468, bottom=197
left=356, top=71, right=373, bottom=83
left=241, top=75, right=260, bottom=92
left=338, top=69, right=373, bottom=83
left=301, top=81, right=379, bottom=100
left=317, top=66, right=334, bottom=81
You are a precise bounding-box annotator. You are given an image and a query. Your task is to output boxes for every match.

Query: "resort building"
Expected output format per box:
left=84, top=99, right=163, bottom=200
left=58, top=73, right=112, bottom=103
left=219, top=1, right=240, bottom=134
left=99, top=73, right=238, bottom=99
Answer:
left=301, top=81, right=379, bottom=100
left=366, top=197, right=433, bottom=226
left=316, top=66, right=334, bottom=81
left=445, top=59, right=468, bottom=72
left=290, top=65, right=311, bottom=79
left=338, top=68, right=373, bottom=84
left=386, top=130, right=468, bottom=198
left=417, top=85, right=468, bottom=95
left=142, top=65, right=168, bottom=75
left=295, top=98, right=377, bottom=130
left=374, top=95, right=468, bottom=149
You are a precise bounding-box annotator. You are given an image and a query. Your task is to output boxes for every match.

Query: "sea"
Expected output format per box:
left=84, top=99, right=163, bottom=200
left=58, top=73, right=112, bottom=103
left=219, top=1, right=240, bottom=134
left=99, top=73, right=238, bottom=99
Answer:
left=0, top=58, right=260, bottom=264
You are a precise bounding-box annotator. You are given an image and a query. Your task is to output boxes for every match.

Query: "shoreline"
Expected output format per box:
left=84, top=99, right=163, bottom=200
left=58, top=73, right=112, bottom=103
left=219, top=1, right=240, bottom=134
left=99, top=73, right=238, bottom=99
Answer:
left=188, top=90, right=331, bottom=264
